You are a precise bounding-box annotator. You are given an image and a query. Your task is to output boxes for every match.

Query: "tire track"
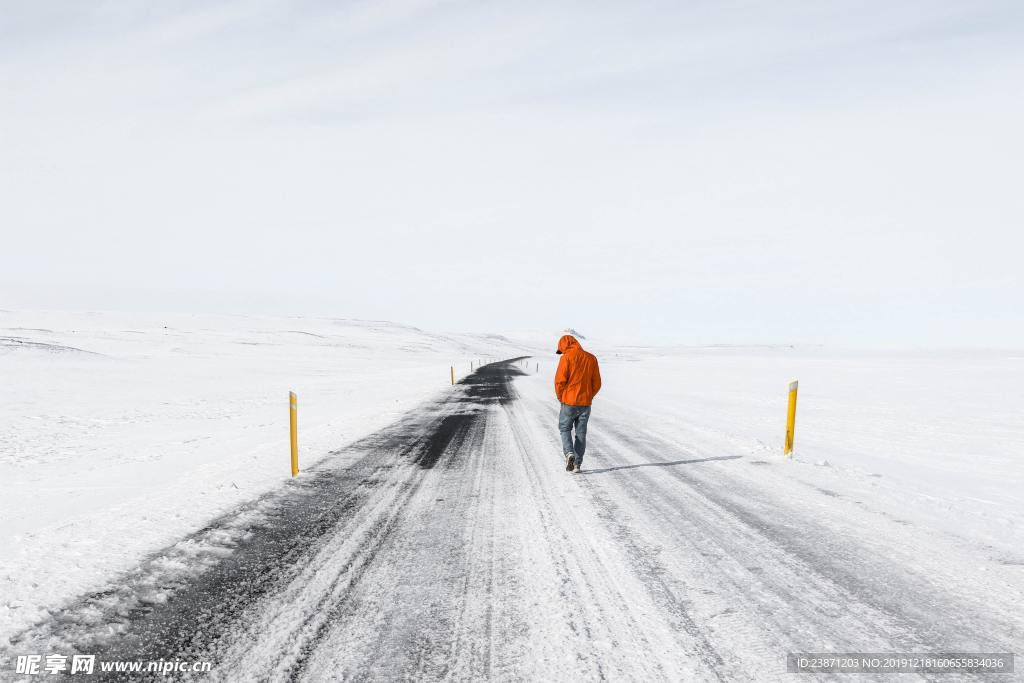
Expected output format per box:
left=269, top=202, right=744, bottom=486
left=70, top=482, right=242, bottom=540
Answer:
left=594, top=418, right=1019, bottom=657
left=293, top=419, right=490, bottom=681
left=509, top=398, right=730, bottom=680
left=500, top=398, right=709, bottom=681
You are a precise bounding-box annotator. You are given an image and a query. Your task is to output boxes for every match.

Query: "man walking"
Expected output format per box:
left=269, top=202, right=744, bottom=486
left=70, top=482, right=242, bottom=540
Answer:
left=554, top=334, right=602, bottom=473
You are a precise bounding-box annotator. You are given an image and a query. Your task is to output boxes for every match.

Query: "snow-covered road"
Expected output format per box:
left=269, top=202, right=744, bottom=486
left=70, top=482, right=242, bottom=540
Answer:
left=8, top=359, right=1019, bottom=680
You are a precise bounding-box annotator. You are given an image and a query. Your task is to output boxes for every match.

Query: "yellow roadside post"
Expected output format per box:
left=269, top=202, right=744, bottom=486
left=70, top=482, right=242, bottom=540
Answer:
left=784, top=381, right=798, bottom=456
left=289, top=391, right=299, bottom=476
left=451, top=366, right=455, bottom=385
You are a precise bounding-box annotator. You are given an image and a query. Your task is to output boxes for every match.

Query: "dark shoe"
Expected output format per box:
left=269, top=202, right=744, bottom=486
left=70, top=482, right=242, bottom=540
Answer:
left=565, top=453, right=575, bottom=471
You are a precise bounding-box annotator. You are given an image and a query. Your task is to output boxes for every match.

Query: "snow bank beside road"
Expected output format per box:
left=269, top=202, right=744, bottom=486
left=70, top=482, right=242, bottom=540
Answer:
left=0, top=311, right=528, bottom=641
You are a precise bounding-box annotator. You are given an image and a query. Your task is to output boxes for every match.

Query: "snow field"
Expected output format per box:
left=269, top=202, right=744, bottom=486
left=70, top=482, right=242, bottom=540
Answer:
left=0, top=310, right=528, bottom=642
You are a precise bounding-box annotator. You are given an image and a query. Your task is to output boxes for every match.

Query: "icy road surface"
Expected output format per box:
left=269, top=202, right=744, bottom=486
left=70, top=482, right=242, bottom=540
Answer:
left=8, top=359, right=1020, bottom=680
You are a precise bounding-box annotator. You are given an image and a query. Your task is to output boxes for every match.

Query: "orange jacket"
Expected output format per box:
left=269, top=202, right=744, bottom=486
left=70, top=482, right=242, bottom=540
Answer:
left=554, top=335, right=602, bottom=406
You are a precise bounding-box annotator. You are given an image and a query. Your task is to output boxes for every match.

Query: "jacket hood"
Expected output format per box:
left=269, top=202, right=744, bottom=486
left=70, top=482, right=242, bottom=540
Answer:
left=556, top=335, right=581, bottom=354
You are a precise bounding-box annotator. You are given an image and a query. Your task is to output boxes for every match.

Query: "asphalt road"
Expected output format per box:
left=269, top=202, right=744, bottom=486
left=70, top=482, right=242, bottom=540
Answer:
left=7, top=358, right=1018, bottom=681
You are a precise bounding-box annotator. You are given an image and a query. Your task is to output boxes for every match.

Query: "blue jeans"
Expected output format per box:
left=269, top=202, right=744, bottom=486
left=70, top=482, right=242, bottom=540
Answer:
left=559, top=403, right=591, bottom=466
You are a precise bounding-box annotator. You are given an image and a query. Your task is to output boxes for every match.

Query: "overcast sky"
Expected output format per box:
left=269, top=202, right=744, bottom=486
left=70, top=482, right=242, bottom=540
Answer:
left=2, top=0, right=1022, bottom=346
